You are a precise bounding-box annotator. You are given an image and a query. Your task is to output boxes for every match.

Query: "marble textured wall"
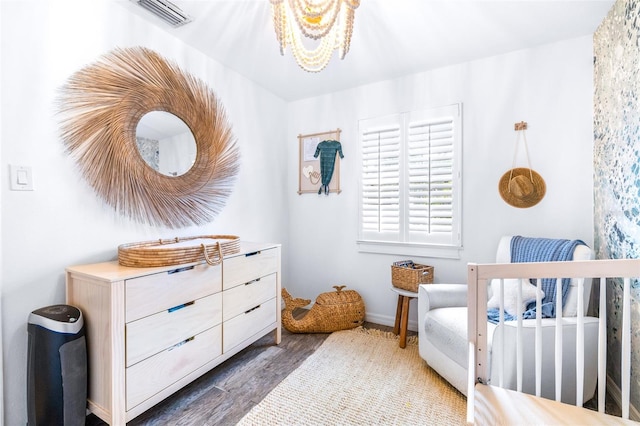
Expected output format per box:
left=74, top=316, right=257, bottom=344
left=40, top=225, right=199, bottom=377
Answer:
left=594, top=0, right=640, bottom=411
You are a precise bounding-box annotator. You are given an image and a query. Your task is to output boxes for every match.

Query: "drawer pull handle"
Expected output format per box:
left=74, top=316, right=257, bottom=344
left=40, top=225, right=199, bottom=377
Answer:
left=245, top=305, right=261, bottom=314
left=168, top=301, right=195, bottom=313
left=245, top=278, right=261, bottom=286
left=168, top=266, right=194, bottom=275
left=169, top=336, right=194, bottom=351
left=245, top=251, right=261, bottom=257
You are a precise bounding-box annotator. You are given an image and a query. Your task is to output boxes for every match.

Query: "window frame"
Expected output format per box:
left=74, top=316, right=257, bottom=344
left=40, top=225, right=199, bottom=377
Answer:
left=357, top=103, right=463, bottom=259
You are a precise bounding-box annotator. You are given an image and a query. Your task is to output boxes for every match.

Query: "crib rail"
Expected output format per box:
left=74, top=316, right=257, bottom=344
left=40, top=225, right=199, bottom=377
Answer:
left=467, top=258, right=640, bottom=423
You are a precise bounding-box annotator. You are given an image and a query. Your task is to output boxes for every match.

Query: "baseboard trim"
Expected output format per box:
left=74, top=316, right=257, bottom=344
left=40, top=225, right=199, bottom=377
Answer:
left=365, top=312, right=418, bottom=332
left=606, top=375, right=640, bottom=421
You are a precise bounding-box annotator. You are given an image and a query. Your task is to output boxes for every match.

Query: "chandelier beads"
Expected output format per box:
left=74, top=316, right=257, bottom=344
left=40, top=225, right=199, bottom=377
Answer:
left=270, top=0, right=360, bottom=72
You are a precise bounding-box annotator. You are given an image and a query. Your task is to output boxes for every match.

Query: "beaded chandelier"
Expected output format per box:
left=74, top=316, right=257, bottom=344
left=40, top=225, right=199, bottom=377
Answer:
left=269, top=0, right=360, bottom=72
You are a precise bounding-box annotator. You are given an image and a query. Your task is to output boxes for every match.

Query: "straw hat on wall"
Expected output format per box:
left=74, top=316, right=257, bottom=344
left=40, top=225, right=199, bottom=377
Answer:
left=499, top=167, right=546, bottom=208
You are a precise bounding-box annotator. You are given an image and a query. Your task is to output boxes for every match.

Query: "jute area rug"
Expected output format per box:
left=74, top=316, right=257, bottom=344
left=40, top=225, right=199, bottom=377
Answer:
left=237, top=327, right=466, bottom=425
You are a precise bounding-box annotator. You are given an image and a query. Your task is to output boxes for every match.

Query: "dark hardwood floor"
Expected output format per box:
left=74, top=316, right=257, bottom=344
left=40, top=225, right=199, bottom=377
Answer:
left=86, top=313, right=402, bottom=425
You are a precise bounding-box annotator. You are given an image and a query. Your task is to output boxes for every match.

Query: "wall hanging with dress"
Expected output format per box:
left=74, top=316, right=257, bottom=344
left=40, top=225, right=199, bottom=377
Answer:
left=298, top=128, right=343, bottom=195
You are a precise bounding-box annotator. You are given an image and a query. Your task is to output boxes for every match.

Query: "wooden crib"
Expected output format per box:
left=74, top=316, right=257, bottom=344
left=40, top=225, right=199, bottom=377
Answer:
left=467, top=258, right=640, bottom=424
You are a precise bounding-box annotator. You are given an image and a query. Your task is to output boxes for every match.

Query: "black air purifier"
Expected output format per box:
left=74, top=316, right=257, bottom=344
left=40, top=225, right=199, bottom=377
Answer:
left=27, top=304, right=87, bottom=426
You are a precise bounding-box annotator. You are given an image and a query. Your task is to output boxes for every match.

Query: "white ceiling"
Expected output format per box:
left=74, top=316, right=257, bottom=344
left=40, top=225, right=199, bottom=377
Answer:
left=120, top=0, right=614, bottom=101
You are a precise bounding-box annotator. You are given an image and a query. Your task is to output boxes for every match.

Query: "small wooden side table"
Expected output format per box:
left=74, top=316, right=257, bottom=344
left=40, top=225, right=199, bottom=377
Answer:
left=391, top=287, right=418, bottom=348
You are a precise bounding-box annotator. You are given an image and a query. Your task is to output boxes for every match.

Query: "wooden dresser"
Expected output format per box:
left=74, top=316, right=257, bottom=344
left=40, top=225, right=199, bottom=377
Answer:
left=66, top=242, right=281, bottom=425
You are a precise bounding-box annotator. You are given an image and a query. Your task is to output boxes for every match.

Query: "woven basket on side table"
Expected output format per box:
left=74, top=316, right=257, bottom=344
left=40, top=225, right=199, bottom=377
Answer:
left=391, top=264, right=434, bottom=292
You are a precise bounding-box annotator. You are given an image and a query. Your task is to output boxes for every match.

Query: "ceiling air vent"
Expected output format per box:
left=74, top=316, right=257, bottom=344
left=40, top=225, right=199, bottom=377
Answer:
left=137, top=0, right=192, bottom=27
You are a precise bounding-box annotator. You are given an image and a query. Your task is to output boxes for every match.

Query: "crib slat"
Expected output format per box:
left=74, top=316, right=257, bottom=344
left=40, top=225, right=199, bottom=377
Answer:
left=576, top=277, right=585, bottom=407
left=516, top=278, right=524, bottom=392
left=467, top=340, right=475, bottom=424
left=555, top=278, right=563, bottom=402
left=468, top=266, right=490, bottom=424
left=467, top=265, right=479, bottom=424
left=535, top=278, right=542, bottom=397
left=597, top=276, right=607, bottom=413
left=499, top=278, right=505, bottom=388
left=622, top=277, right=631, bottom=420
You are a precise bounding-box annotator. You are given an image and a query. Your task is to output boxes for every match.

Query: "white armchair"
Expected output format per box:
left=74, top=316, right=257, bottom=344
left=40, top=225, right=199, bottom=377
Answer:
left=418, top=236, right=596, bottom=404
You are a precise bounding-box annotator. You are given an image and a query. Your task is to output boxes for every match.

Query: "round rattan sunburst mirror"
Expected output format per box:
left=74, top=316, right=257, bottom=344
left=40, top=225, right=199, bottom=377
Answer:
left=57, top=47, right=239, bottom=228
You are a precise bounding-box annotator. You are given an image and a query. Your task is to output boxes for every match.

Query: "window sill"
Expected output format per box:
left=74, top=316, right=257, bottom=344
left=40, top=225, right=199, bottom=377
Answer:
left=357, top=240, right=462, bottom=259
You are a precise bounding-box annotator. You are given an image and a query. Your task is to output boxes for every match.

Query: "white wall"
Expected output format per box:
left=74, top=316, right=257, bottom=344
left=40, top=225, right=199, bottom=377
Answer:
left=0, top=1, right=288, bottom=424
left=285, top=36, right=595, bottom=328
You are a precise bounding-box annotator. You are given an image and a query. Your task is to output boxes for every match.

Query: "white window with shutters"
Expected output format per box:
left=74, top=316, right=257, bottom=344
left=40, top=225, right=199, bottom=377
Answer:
left=358, top=104, right=462, bottom=258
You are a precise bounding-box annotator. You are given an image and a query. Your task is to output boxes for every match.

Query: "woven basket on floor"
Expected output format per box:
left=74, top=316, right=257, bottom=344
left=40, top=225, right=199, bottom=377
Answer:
left=282, top=286, right=365, bottom=333
left=118, top=235, right=240, bottom=267
left=391, top=263, right=434, bottom=292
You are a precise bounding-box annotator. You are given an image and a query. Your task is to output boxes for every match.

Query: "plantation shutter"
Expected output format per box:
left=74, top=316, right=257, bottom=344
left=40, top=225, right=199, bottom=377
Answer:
left=358, top=104, right=461, bottom=250
left=406, top=113, right=455, bottom=243
left=360, top=116, right=401, bottom=241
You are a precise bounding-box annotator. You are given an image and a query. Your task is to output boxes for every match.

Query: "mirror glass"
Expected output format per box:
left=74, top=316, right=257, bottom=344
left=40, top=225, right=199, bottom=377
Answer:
left=135, top=111, right=197, bottom=176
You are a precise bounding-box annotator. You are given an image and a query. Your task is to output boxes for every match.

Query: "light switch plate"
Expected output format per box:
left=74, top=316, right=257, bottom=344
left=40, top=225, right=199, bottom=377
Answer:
left=9, top=165, right=34, bottom=191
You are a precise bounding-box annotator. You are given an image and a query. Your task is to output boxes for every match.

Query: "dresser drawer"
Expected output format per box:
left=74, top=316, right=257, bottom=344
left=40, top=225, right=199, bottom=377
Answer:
left=126, top=263, right=221, bottom=322
left=222, top=273, right=276, bottom=321
left=126, top=293, right=222, bottom=367
left=126, top=324, right=222, bottom=410
left=223, top=248, right=278, bottom=290
left=223, top=297, right=276, bottom=352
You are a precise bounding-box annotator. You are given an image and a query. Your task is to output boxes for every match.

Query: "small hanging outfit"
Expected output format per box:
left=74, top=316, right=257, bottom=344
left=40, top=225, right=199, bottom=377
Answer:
left=314, top=139, right=344, bottom=195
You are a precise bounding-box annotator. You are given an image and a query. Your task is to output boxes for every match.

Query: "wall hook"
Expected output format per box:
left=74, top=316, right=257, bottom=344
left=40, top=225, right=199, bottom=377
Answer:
left=514, top=121, right=528, bottom=131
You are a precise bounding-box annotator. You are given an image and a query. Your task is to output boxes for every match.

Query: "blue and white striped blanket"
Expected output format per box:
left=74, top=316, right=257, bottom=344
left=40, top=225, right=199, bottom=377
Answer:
left=488, top=236, right=586, bottom=322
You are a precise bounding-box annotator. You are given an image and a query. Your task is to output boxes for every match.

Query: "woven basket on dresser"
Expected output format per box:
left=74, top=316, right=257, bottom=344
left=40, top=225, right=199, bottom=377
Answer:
left=118, top=235, right=240, bottom=267
left=391, top=264, right=434, bottom=292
